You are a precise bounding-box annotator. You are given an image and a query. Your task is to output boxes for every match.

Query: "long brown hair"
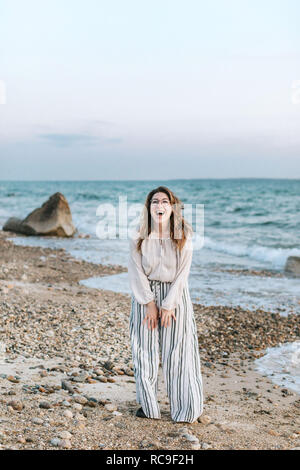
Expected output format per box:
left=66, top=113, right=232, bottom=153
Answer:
left=136, top=186, right=193, bottom=253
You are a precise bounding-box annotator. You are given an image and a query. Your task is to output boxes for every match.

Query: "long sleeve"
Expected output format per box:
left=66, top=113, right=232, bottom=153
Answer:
left=161, top=236, right=193, bottom=311
left=128, top=236, right=155, bottom=305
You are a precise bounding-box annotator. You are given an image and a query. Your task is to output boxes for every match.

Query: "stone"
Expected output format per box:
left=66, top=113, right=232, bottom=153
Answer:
left=7, top=400, right=23, bottom=411
left=73, top=403, right=82, bottom=411
left=39, top=401, right=52, bottom=409
left=59, top=439, right=72, bottom=449
left=191, top=443, right=201, bottom=450
left=198, top=415, right=212, bottom=425
left=32, top=417, right=44, bottom=425
left=50, top=438, right=61, bottom=447
left=182, top=433, right=199, bottom=444
left=61, top=400, right=71, bottom=407
left=3, top=192, right=76, bottom=237
left=7, top=375, right=20, bottom=383
left=284, top=256, right=300, bottom=277
left=98, top=376, right=107, bottom=383
left=103, top=360, right=114, bottom=371
left=201, top=442, right=212, bottom=449
left=58, top=431, right=72, bottom=440
left=268, top=429, right=280, bottom=436
left=104, top=403, right=117, bottom=412
left=72, top=371, right=89, bottom=383
left=73, top=395, right=88, bottom=405
left=74, top=413, right=85, bottom=421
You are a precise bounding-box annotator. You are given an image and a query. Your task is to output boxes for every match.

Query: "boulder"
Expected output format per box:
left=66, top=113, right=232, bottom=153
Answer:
left=284, top=256, right=300, bottom=277
left=3, top=192, right=76, bottom=237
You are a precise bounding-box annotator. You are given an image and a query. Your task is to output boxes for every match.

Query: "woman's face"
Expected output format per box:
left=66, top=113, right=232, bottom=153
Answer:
left=150, top=192, right=173, bottom=228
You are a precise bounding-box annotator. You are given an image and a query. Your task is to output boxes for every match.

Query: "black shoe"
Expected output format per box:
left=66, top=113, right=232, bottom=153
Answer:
left=136, top=407, right=147, bottom=418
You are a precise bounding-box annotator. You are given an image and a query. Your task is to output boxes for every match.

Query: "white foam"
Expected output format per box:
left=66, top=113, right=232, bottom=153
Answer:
left=204, top=236, right=300, bottom=269
left=254, top=341, right=300, bottom=394
left=79, top=272, right=131, bottom=295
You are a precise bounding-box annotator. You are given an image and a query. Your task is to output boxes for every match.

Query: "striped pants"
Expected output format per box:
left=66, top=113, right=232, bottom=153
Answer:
left=129, top=279, right=204, bottom=423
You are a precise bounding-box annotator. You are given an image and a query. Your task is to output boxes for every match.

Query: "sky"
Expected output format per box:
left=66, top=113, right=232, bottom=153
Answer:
left=0, top=0, right=300, bottom=180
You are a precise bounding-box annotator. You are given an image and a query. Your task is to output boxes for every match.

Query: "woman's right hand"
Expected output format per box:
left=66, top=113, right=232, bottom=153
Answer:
left=142, top=300, right=159, bottom=330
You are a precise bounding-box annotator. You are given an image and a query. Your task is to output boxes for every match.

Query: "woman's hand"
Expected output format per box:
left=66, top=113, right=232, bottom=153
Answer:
left=159, top=307, right=176, bottom=328
left=142, top=300, right=159, bottom=330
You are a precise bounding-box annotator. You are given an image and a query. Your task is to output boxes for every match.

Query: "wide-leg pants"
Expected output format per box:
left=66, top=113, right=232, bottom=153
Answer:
left=129, top=279, right=204, bottom=423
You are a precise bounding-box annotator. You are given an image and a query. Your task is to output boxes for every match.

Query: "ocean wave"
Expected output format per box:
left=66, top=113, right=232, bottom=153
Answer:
left=76, top=193, right=101, bottom=201
left=203, top=236, right=300, bottom=268
left=0, top=208, right=11, bottom=217
left=254, top=341, right=300, bottom=394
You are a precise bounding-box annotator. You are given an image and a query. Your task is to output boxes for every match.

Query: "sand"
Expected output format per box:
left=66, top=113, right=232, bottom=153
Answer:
left=0, top=229, right=299, bottom=450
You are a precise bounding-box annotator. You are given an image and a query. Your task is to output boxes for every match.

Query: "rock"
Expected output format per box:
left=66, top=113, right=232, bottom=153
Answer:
left=73, top=395, right=88, bottom=405
left=201, top=442, right=212, bottom=449
left=73, top=403, right=82, bottom=411
left=268, top=429, right=280, bottom=436
left=74, top=422, right=85, bottom=430
left=58, top=431, right=72, bottom=440
left=7, top=375, right=20, bottom=383
left=284, top=256, right=300, bottom=277
left=3, top=192, right=76, bottom=237
left=7, top=400, right=23, bottom=411
left=103, top=360, right=114, bottom=371
left=98, top=376, right=108, bottom=383
left=74, top=413, right=85, bottom=421
left=72, top=371, right=89, bottom=383
left=61, top=380, right=75, bottom=394
left=59, top=439, right=72, bottom=449
left=50, top=438, right=61, bottom=447
left=32, top=417, right=44, bottom=425
left=39, top=401, right=52, bottom=409
left=191, top=443, right=201, bottom=450
left=61, top=400, right=71, bottom=407
left=182, top=433, right=199, bottom=444
left=198, top=415, right=212, bottom=425
left=104, top=403, right=117, bottom=412
left=63, top=410, right=73, bottom=419
left=86, top=400, right=97, bottom=408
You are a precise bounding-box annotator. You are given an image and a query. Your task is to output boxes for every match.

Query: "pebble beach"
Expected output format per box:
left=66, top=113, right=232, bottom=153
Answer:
left=0, top=229, right=299, bottom=450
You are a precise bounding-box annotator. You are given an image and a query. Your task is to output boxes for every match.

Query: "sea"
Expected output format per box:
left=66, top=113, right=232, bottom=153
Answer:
left=0, top=179, right=299, bottom=392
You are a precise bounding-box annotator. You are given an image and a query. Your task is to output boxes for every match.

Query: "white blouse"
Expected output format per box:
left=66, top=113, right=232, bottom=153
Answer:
left=128, top=230, right=193, bottom=311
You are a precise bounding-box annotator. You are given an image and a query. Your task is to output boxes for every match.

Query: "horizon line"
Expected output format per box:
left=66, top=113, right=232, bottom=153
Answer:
left=0, top=177, right=300, bottom=182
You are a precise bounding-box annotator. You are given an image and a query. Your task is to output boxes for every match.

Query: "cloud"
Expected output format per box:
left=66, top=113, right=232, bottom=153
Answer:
left=37, top=133, right=122, bottom=147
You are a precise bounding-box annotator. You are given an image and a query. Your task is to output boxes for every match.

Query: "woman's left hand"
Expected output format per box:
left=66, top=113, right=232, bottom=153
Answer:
left=159, top=307, right=176, bottom=327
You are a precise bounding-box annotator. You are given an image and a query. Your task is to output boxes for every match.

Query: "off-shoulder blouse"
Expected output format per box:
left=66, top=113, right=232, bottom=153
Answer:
left=128, top=231, right=193, bottom=311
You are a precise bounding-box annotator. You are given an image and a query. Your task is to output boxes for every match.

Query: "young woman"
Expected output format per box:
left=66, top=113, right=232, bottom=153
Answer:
left=128, top=186, right=204, bottom=423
